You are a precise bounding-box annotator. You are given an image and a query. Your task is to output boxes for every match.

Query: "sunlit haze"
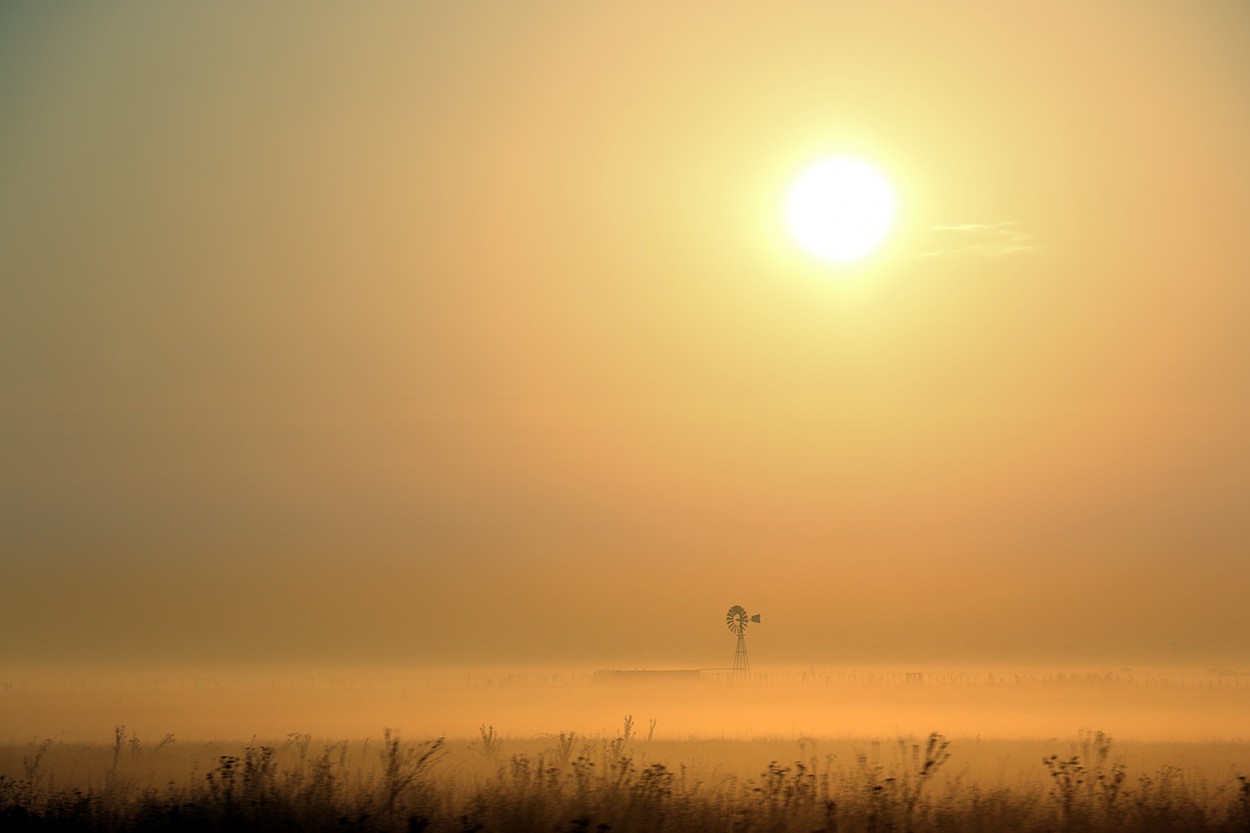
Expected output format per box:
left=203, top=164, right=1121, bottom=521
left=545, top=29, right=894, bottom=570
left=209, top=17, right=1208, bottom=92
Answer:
left=3, top=1, right=1250, bottom=752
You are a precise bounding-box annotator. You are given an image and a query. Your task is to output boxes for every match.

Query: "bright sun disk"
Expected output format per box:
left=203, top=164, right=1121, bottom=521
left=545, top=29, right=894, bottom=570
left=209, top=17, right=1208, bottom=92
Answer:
left=785, top=157, right=896, bottom=264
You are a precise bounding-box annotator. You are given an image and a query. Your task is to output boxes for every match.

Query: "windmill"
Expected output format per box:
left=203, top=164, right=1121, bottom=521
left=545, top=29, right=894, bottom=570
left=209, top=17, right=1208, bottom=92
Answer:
left=726, top=605, right=761, bottom=679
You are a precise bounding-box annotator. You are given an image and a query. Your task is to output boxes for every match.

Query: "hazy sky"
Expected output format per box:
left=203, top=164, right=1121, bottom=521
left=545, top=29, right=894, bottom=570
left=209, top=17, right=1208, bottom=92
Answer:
left=3, top=1, right=1249, bottom=669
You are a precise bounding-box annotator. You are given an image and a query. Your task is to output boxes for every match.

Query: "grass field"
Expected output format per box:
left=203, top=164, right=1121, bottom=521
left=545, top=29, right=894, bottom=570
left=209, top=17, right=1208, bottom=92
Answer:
left=3, top=725, right=1250, bottom=832
left=4, top=665, right=1249, bottom=830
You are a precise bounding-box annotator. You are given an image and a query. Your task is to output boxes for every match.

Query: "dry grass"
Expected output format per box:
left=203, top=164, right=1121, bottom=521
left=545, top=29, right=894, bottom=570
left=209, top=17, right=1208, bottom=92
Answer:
left=2, top=725, right=1250, bottom=831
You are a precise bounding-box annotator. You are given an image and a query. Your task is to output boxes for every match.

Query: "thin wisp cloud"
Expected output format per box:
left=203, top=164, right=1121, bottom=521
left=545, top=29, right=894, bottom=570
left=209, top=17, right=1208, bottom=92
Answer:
left=918, top=221, right=1038, bottom=258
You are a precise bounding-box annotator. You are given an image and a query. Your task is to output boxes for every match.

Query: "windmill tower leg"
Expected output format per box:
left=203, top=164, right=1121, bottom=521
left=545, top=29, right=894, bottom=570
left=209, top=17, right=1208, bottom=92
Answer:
left=733, top=633, right=750, bottom=679
left=725, top=605, right=758, bottom=682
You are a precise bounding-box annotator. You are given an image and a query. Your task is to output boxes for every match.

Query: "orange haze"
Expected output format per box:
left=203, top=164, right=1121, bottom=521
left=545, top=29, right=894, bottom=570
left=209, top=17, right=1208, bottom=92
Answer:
left=2, top=2, right=1249, bottom=683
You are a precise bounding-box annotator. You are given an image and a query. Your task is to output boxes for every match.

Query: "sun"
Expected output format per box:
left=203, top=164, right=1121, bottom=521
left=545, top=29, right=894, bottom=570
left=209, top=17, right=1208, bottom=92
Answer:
left=784, top=157, right=896, bottom=264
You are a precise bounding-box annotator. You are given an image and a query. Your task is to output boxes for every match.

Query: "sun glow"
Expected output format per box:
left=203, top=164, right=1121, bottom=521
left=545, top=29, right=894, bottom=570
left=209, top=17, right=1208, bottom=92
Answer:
left=785, top=157, right=896, bottom=264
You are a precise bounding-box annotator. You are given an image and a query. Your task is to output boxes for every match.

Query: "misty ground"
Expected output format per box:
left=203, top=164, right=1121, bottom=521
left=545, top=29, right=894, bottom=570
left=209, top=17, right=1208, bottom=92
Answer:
left=3, top=663, right=1247, bottom=743
left=3, top=725, right=1249, bottom=831
left=3, top=665, right=1249, bottom=830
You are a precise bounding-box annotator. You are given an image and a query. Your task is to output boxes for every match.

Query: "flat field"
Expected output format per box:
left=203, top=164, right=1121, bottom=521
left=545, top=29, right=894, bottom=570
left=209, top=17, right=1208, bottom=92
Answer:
left=2, top=664, right=1248, bottom=831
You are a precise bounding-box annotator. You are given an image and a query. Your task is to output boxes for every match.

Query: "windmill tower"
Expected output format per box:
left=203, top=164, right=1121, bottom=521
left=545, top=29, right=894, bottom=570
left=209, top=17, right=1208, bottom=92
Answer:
left=726, top=605, right=761, bottom=680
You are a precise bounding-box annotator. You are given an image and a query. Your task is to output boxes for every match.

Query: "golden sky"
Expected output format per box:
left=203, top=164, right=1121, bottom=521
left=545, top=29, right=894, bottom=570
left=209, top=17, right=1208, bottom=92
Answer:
left=2, top=1, right=1249, bottom=668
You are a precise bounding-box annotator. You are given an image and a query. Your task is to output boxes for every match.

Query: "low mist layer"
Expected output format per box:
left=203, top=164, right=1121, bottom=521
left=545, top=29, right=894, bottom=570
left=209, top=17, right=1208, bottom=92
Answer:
left=4, top=663, right=1247, bottom=744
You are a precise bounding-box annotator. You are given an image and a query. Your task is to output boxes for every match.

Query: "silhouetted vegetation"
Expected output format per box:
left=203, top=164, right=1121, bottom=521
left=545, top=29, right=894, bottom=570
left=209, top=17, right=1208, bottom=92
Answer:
left=2, top=726, right=1248, bottom=832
